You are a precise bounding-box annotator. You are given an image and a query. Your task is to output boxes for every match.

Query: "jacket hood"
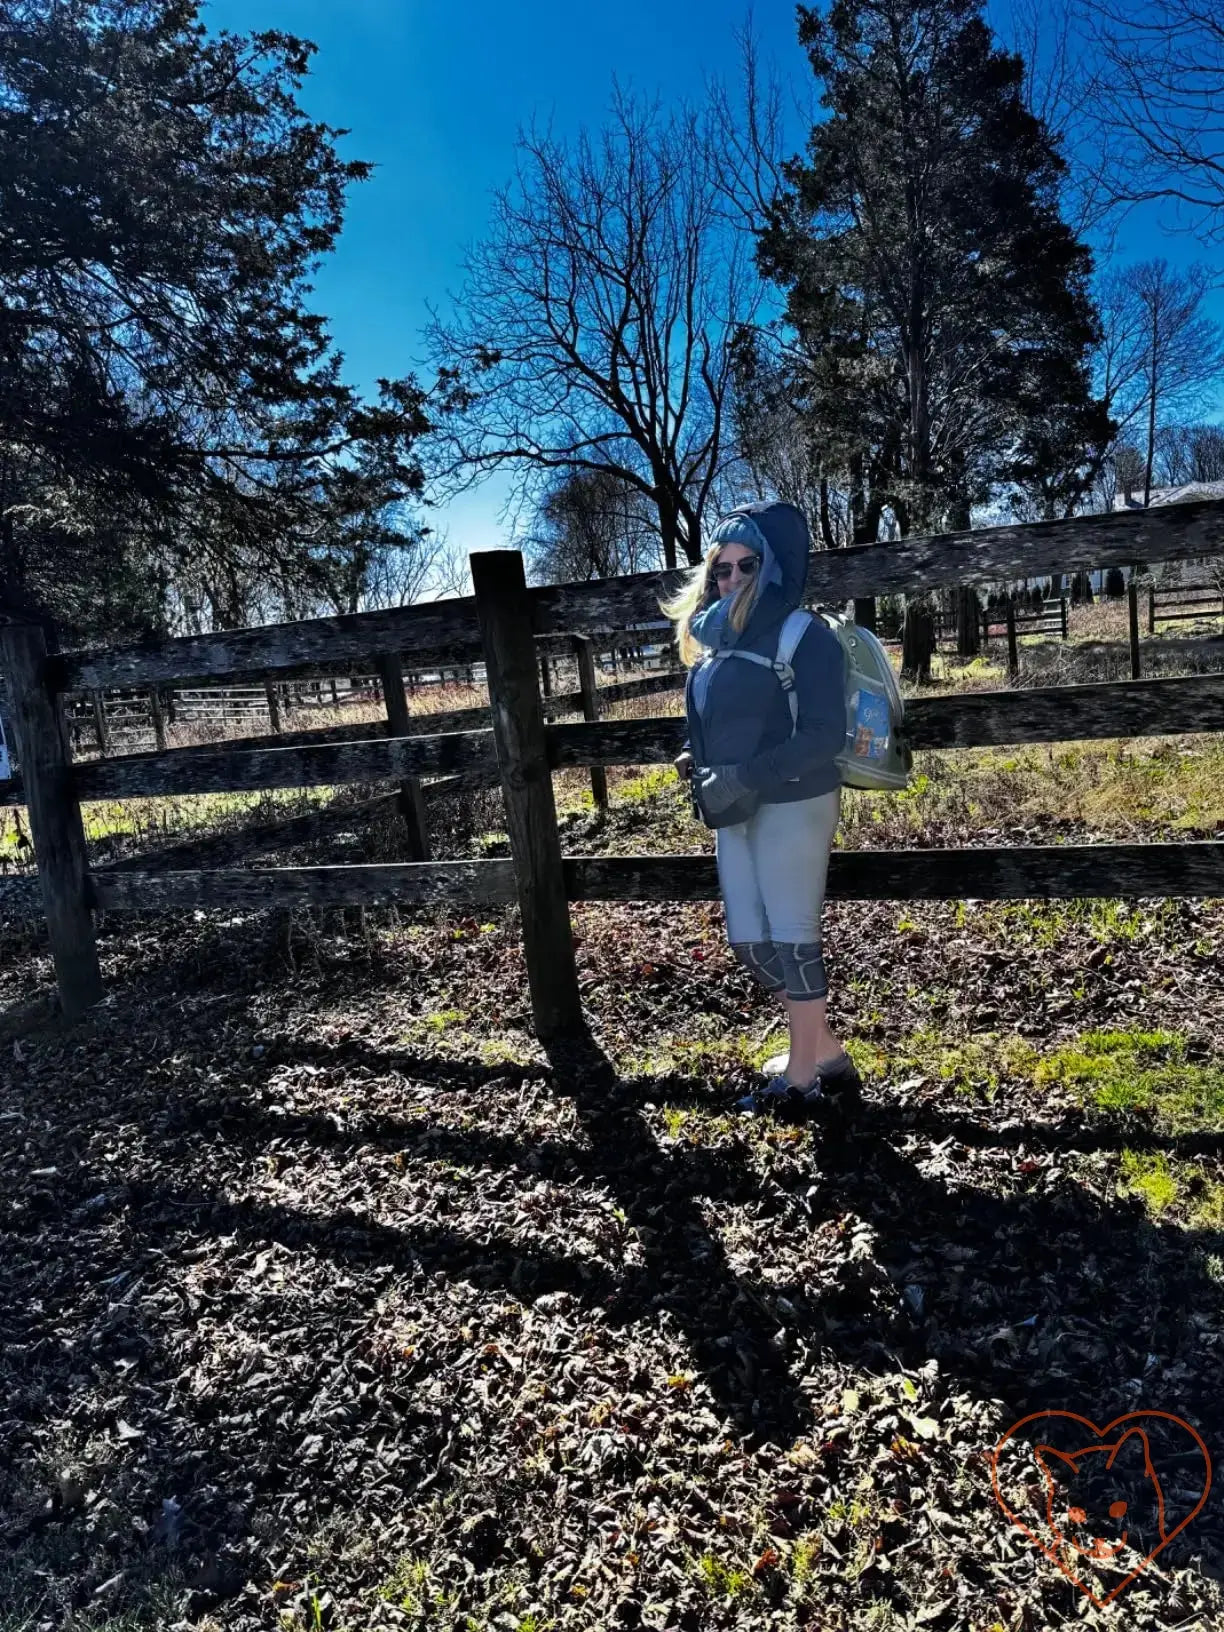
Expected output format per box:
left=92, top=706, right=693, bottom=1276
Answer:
left=719, top=501, right=811, bottom=613
left=690, top=501, right=812, bottom=655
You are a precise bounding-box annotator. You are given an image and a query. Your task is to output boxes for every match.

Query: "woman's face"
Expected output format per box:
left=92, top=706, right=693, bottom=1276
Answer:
left=712, top=544, right=761, bottom=600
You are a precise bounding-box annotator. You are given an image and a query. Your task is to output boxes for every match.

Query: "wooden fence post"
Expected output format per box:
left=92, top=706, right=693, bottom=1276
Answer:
left=1005, top=606, right=1019, bottom=680
left=376, top=653, right=430, bottom=862
left=539, top=652, right=553, bottom=699
left=1149, top=586, right=1156, bottom=635
left=264, top=679, right=284, bottom=735
left=1060, top=597, right=1069, bottom=641
left=147, top=686, right=167, bottom=751
left=0, top=622, right=103, bottom=1018
left=1128, top=580, right=1142, bottom=680
left=92, top=690, right=110, bottom=757
left=573, top=636, right=610, bottom=812
left=471, top=549, right=583, bottom=1039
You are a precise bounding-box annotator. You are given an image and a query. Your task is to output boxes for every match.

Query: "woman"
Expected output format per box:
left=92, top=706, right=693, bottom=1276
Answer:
left=660, top=500, right=858, bottom=1118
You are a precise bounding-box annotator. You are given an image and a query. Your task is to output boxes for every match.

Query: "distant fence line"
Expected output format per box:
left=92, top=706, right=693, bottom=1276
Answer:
left=4, top=498, right=1224, bottom=1034
left=0, top=624, right=677, bottom=763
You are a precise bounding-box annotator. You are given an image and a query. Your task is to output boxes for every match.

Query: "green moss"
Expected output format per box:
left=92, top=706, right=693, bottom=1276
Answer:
left=875, top=1027, right=1039, bottom=1101
left=1119, top=1150, right=1179, bottom=1214
left=421, top=1007, right=468, bottom=1031
left=694, top=1553, right=754, bottom=1599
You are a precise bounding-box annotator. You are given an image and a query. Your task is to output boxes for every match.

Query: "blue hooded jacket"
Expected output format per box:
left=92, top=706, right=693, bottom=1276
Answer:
left=683, top=501, right=846, bottom=825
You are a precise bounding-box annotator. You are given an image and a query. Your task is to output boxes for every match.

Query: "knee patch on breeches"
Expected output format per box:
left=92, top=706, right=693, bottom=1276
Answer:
left=775, top=941, right=828, bottom=1002
left=731, top=941, right=786, bottom=993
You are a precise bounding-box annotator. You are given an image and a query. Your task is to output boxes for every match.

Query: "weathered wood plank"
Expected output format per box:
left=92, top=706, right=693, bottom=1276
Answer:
left=564, top=843, right=1224, bottom=900
left=148, top=686, right=168, bottom=751
left=0, top=624, right=103, bottom=1014
left=47, top=839, right=1224, bottom=919
left=533, top=498, right=1224, bottom=632
left=62, top=599, right=485, bottom=692
left=43, top=502, right=1224, bottom=698
left=378, top=653, right=431, bottom=861
left=909, top=673, right=1224, bottom=748
left=472, top=549, right=583, bottom=1038
left=92, top=860, right=519, bottom=912
left=574, top=636, right=609, bottom=811
left=73, top=729, right=498, bottom=799
left=548, top=674, right=1224, bottom=766
left=597, top=672, right=687, bottom=709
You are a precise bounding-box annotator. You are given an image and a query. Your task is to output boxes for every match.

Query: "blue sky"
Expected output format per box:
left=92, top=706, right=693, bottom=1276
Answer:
left=206, top=0, right=1223, bottom=562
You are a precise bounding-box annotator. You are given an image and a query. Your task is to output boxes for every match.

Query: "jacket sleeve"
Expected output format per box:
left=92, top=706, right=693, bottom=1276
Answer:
left=737, top=623, right=847, bottom=790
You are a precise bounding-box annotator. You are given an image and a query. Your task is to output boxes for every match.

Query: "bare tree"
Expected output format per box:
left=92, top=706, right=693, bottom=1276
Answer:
left=1000, top=0, right=1119, bottom=238
left=1088, top=262, right=1224, bottom=506
left=1153, top=422, right=1224, bottom=486
left=1081, top=0, right=1224, bottom=238
left=1124, top=261, right=1224, bottom=505
left=428, top=90, right=761, bottom=569
left=526, top=468, right=664, bottom=584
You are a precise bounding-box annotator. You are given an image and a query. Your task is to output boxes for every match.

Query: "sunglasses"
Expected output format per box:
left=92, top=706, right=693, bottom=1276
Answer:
left=712, top=555, right=761, bottom=582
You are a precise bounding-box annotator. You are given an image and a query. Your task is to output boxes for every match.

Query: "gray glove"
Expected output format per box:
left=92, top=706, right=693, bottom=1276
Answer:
left=694, top=763, right=752, bottom=816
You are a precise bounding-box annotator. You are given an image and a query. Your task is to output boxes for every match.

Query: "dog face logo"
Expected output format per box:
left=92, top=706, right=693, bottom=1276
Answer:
left=992, top=1411, right=1211, bottom=1605
left=1035, top=1429, right=1167, bottom=1565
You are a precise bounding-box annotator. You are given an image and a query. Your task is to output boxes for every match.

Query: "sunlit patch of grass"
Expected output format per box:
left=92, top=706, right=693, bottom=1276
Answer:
left=1117, top=1149, right=1224, bottom=1229
left=875, top=1027, right=1040, bottom=1102
left=973, top=897, right=1183, bottom=952
left=840, top=735, right=1224, bottom=847
left=622, top=1033, right=754, bottom=1077
left=1119, top=1150, right=1180, bottom=1214
left=1035, top=1030, right=1224, bottom=1133
left=616, top=765, right=681, bottom=805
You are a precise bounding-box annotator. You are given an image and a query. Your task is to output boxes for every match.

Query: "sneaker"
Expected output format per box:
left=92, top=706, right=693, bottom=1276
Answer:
left=760, top=1051, right=861, bottom=1096
left=735, top=1074, right=828, bottom=1121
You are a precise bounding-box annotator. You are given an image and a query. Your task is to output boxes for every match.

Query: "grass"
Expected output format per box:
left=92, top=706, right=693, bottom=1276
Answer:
left=1035, top=1029, right=1224, bottom=1133
left=838, top=735, right=1224, bottom=845
left=1118, top=1150, right=1224, bottom=1230
left=854, top=1022, right=1224, bottom=1135
left=693, top=1552, right=755, bottom=1600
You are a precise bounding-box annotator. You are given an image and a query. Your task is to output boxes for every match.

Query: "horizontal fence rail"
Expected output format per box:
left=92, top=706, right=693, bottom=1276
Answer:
left=72, top=729, right=498, bottom=800
left=51, top=499, right=1224, bottom=694
left=534, top=498, right=1224, bottom=633
left=4, top=843, right=1223, bottom=921
left=4, top=672, right=1223, bottom=809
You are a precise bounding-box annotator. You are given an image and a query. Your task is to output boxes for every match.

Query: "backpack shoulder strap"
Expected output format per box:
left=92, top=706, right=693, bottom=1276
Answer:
left=712, top=611, right=814, bottom=735
left=773, top=609, right=814, bottom=731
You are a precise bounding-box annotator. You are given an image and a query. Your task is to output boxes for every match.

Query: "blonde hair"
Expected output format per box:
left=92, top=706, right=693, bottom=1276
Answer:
left=659, top=542, right=758, bottom=667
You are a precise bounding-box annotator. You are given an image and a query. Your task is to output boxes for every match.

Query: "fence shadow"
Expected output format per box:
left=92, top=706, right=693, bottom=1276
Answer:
left=7, top=1013, right=1224, bottom=1620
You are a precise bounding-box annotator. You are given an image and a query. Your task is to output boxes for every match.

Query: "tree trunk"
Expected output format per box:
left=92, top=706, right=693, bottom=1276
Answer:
left=850, top=466, right=879, bottom=628
left=818, top=475, right=835, bottom=550
left=1144, top=308, right=1158, bottom=508
left=901, top=598, right=935, bottom=684
left=655, top=496, right=681, bottom=572
left=956, top=585, right=981, bottom=657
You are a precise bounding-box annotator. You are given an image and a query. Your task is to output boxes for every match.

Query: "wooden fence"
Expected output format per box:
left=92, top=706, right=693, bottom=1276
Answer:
left=1, top=625, right=675, bottom=761
left=1150, top=584, right=1224, bottom=631
left=5, top=499, right=1224, bottom=1035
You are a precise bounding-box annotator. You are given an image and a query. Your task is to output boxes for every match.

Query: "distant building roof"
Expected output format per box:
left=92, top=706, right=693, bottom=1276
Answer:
left=1113, top=481, right=1224, bottom=511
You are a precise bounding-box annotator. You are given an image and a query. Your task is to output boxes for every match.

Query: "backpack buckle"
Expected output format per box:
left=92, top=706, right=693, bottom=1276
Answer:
left=773, top=659, right=796, bottom=691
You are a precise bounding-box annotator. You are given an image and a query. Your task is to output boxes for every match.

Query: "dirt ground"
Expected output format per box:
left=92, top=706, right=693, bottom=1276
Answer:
left=3, top=762, right=1224, bottom=1632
